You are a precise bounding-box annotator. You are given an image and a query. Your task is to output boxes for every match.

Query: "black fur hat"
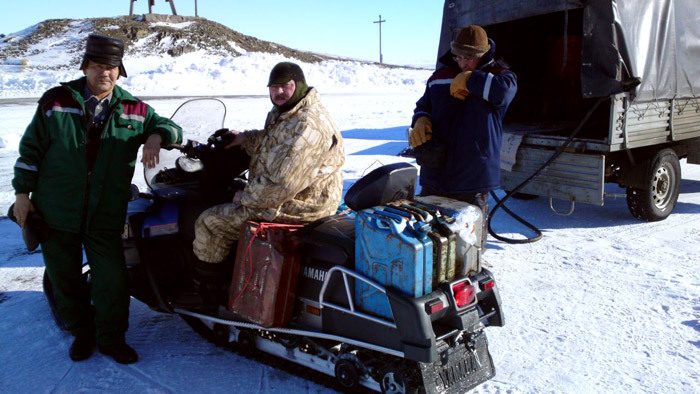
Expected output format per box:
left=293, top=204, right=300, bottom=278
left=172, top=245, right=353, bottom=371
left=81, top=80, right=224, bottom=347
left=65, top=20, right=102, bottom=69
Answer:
left=79, top=34, right=128, bottom=77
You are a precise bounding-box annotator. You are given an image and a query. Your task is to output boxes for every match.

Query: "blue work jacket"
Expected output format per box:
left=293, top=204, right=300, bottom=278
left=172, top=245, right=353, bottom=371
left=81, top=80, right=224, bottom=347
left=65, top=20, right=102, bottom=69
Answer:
left=413, top=39, right=517, bottom=194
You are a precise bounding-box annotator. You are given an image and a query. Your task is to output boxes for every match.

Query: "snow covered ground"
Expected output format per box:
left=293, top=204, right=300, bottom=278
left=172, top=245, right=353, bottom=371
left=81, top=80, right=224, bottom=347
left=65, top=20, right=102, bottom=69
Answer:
left=1, top=40, right=699, bottom=393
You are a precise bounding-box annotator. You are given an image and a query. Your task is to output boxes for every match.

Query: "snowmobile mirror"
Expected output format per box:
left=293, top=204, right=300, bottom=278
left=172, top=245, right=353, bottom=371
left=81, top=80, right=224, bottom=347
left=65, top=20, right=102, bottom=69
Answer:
left=176, top=156, right=204, bottom=173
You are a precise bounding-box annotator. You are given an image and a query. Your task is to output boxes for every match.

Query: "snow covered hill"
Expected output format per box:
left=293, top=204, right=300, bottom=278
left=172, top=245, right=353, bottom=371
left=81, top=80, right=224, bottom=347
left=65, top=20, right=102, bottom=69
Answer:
left=0, top=15, right=429, bottom=98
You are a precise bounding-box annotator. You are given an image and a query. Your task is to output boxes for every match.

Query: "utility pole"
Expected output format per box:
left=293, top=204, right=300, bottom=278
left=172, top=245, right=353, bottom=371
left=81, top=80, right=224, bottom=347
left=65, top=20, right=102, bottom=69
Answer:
left=373, top=15, right=386, bottom=64
left=195, top=0, right=198, bottom=17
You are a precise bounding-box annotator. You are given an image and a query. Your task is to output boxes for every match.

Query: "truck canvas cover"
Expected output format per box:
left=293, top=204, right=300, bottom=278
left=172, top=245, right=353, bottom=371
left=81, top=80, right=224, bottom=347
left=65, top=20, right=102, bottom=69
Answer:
left=439, top=0, right=700, bottom=102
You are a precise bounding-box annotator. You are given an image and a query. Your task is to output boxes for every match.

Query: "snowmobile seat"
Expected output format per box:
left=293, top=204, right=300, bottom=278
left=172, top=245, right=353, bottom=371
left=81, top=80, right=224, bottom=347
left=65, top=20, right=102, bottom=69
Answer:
left=301, top=215, right=355, bottom=266
left=296, top=215, right=356, bottom=304
left=344, top=162, right=417, bottom=212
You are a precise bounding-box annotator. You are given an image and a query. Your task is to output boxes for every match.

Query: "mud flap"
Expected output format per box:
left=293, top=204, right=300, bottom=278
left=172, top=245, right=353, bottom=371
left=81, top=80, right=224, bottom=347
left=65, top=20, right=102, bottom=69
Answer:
left=419, top=331, right=495, bottom=393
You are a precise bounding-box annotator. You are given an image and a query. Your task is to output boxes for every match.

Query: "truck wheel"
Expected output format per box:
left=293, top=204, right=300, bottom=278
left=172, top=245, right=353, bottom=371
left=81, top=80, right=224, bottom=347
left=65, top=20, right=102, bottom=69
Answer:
left=626, top=148, right=681, bottom=221
left=334, top=359, right=360, bottom=390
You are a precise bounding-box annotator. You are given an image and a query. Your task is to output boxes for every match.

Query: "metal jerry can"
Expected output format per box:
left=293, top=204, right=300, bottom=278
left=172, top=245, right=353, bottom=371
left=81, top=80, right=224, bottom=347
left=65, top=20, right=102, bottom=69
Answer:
left=414, top=196, right=483, bottom=276
left=229, top=222, right=303, bottom=327
left=354, top=208, right=433, bottom=320
left=382, top=204, right=454, bottom=287
left=401, top=201, right=459, bottom=280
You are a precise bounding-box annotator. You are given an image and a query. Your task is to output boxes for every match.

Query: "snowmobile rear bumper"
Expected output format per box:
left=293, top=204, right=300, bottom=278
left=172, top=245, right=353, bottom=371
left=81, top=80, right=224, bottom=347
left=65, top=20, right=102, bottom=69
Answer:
left=419, top=330, right=495, bottom=394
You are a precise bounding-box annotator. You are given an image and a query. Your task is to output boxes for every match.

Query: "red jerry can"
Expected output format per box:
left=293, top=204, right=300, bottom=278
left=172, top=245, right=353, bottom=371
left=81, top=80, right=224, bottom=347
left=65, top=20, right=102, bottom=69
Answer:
left=229, top=222, right=303, bottom=327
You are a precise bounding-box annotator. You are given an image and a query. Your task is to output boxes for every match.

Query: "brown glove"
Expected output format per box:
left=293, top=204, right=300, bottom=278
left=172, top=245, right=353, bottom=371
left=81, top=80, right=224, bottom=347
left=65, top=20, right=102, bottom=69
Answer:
left=409, top=116, right=433, bottom=148
left=450, top=71, right=472, bottom=100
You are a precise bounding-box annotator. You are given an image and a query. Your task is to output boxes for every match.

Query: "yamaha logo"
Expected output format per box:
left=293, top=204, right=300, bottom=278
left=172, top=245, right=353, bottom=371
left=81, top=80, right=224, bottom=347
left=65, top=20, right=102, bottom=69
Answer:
left=301, top=266, right=328, bottom=282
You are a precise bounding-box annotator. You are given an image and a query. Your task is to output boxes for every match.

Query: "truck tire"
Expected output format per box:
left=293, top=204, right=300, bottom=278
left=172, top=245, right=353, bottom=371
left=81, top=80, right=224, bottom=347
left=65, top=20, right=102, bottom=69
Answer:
left=626, top=148, right=681, bottom=221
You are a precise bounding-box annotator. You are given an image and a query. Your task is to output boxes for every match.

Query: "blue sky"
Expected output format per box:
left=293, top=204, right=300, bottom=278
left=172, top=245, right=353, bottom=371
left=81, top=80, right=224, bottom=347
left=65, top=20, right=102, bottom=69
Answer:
left=0, top=0, right=444, bottom=66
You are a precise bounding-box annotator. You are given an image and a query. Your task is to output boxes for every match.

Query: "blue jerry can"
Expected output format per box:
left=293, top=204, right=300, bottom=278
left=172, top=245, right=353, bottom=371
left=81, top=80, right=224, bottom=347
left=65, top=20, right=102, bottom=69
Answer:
left=355, top=208, right=433, bottom=319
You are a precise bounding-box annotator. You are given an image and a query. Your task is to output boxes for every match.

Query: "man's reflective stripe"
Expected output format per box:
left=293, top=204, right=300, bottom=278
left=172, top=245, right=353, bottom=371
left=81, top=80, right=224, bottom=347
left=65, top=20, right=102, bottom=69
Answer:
left=428, top=78, right=453, bottom=88
left=119, top=113, right=145, bottom=123
left=45, top=106, right=83, bottom=118
left=483, top=73, right=494, bottom=101
left=15, top=161, right=38, bottom=172
left=165, top=125, right=178, bottom=143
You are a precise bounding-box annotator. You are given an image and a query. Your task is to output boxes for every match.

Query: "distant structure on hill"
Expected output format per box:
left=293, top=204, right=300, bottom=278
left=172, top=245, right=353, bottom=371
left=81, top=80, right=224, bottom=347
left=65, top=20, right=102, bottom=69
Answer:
left=129, top=0, right=199, bottom=17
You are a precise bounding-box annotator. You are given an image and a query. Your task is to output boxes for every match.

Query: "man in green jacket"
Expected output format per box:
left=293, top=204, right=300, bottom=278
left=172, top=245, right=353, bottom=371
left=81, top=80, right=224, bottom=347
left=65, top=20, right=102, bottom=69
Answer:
left=11, top=34, right=183, bottom=364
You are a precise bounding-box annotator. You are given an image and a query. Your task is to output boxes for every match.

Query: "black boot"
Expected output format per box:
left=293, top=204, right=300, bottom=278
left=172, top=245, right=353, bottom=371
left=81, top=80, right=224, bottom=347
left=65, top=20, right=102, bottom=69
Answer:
left=69, top=335, right=96, bottom=361
left=98, top=342, right=138, bottom=364
left=192, top=257, right=234, bottom=304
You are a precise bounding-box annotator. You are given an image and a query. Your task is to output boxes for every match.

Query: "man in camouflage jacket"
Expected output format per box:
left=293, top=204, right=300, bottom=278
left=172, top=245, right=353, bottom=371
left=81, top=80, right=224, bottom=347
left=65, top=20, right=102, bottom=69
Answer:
left=193, top=62, right=344, bottom=263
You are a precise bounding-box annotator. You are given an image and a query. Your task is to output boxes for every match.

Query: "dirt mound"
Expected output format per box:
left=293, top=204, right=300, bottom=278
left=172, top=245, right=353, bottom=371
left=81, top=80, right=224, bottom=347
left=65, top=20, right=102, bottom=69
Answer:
left=1, top=15, right=337, bottom=67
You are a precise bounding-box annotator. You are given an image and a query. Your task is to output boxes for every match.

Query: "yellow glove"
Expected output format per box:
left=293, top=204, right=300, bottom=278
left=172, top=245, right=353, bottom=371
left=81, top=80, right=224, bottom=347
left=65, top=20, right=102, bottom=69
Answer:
left=409, top=116, right=432, bottom=148
left=450, top=71, right=472, bottom=100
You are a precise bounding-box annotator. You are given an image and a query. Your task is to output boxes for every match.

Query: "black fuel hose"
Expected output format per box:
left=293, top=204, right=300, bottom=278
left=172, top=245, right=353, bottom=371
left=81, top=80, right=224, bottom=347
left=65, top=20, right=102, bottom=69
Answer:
left=487, top=95, right=608, bottom=244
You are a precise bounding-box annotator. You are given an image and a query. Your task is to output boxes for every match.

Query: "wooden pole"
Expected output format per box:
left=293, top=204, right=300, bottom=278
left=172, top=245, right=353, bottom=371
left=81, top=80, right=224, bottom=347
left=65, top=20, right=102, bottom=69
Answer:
left=373, top=15, right=386, bottom=64
left=129, top=0, right=135, bottom=16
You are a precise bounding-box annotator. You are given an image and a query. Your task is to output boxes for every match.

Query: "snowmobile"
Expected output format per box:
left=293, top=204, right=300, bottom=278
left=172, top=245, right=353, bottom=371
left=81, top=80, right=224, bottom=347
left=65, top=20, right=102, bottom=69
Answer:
left=43, top=98, right=504, bottom=393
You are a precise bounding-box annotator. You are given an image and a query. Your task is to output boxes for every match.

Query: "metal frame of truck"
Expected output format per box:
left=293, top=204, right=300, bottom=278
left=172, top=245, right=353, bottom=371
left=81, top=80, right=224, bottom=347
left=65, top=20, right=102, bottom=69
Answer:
left=439, top=0, right=700, bottom=221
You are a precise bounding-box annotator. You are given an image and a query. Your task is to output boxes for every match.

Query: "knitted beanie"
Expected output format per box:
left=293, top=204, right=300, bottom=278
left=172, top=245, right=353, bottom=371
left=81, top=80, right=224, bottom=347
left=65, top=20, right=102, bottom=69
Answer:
left=267, top=62, right=306, bottom=86
left=268, top=62, right=309, bottom=113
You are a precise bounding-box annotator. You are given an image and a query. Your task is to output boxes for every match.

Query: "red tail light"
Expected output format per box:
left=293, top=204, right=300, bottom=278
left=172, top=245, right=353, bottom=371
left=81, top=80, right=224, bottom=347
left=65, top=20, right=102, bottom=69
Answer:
left=452, top=281, right=476, bottom=308
left=481, top=280, right=495, bottom=291
left=425, top=299, right=444, bottom=315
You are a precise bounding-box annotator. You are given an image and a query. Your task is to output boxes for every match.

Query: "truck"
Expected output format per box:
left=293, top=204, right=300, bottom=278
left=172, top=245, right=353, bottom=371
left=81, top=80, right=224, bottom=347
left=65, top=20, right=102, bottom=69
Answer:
left=438, top=0, right=700, bottom=221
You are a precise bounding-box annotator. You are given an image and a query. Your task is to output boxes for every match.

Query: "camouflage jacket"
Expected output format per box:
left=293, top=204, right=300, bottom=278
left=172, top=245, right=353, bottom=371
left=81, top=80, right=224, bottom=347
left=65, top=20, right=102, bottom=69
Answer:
left=241, top=88, right=344, bottom=222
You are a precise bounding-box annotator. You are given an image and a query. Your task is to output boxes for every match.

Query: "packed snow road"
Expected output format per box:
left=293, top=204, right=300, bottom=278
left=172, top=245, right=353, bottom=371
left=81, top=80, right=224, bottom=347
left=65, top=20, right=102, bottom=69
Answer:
left=0, top=96, right=698, bottom=393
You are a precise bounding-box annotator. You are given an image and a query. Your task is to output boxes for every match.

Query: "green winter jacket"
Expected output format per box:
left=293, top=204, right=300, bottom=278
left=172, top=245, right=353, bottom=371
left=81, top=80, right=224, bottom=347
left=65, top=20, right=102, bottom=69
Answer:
left=12, top=77, right=183, bottom=233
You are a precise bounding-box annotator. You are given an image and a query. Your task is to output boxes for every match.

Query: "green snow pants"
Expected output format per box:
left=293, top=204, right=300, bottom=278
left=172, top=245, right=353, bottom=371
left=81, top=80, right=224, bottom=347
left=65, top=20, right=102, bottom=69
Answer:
left=41, top=228, right=129, bottom=346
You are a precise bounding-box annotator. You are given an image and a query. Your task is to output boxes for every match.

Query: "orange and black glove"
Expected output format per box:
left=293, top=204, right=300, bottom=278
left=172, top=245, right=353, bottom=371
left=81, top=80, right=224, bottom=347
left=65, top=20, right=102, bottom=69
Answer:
left=450, top=71, right=472, bottom=100
left=408, top=116, right=433, bottom=148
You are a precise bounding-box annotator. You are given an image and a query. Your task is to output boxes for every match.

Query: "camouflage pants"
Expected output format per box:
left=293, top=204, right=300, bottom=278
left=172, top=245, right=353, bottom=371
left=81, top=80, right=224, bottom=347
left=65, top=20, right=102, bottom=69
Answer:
left=193, top=202, right=259, bottom=263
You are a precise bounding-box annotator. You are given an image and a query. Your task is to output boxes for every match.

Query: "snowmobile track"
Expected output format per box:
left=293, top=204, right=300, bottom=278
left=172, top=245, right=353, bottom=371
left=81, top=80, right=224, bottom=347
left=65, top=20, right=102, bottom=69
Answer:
left=180, top=315, right=377, bottom=393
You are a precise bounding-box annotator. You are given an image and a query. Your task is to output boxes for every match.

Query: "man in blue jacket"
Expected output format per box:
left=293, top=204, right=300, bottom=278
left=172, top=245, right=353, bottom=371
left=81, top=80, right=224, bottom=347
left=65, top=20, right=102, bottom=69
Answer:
left=410, top=25, right=517, bottom=249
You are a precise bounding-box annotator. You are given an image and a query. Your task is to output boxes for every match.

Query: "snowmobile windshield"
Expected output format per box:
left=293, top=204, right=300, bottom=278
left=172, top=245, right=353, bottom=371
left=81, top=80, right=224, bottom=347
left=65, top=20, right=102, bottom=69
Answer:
left=144, top=98, right=227, bottom=191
